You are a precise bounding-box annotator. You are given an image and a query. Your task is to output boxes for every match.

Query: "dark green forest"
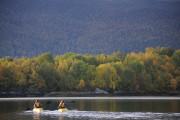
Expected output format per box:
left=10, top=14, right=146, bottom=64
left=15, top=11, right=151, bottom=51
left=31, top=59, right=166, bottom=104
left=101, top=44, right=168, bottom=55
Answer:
left=0, top=47, right=180, bottom=94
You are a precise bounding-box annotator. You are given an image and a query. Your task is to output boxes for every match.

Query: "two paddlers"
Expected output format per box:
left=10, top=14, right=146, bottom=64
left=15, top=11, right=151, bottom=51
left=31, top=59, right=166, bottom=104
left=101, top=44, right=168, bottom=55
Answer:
left=33, top=99, right=68, bottom=113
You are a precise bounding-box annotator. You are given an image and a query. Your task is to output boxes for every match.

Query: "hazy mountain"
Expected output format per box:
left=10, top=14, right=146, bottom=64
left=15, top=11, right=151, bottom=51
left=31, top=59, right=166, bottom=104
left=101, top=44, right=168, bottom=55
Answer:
left=0, top=0, right=180, bottom=57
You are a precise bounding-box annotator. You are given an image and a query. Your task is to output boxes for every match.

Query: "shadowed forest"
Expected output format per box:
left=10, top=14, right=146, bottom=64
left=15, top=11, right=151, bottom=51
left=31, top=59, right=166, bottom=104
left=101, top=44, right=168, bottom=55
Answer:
left=0, top=47, right=180, bottom=95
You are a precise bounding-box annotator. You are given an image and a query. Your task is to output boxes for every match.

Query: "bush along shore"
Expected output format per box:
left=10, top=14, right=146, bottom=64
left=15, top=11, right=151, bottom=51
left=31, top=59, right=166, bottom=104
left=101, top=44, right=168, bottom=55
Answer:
left=0, top=47, right=180, bottom=97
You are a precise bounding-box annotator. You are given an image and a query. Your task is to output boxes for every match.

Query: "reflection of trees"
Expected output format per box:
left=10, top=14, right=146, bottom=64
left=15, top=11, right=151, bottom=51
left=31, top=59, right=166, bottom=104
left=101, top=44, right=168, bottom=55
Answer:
left=58, top=116, right=65, bottom=120
left=170, top=101, right=179, bottom=112
left=79, top=100, right=85, bottom=110
left=110, top=100, right=117, bottom=112
left=33, top=113, right=40, bottom=120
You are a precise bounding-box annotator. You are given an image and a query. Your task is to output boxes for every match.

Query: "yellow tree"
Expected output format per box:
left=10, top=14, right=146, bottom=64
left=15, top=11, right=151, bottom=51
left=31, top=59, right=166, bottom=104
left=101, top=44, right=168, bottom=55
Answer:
left=95, top=63, right=118, bottom=91
left=78, top=79, right=86, bottom=90
left=170, top=79, right=177, bottom=91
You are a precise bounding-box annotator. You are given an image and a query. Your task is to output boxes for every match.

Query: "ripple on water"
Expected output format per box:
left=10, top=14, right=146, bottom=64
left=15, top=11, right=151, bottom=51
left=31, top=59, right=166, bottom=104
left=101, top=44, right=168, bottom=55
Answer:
left=23, top=110, right=180, bottom=120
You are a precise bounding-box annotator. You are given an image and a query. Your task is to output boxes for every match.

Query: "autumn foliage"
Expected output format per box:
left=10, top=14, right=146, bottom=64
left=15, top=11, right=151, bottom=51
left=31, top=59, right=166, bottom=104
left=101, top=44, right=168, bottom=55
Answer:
left=0, top=47, right=180, bottom=93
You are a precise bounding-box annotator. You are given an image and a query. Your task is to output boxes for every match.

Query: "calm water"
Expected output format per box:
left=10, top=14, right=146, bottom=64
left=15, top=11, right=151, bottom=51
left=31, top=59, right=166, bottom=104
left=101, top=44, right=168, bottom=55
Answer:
left=0, top=97, right=180, bottom=120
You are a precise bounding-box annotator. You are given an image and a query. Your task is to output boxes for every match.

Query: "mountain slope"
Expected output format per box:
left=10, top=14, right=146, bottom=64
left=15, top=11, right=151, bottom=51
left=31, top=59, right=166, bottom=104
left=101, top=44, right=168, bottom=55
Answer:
left=0, top=0, right=180, bottom=56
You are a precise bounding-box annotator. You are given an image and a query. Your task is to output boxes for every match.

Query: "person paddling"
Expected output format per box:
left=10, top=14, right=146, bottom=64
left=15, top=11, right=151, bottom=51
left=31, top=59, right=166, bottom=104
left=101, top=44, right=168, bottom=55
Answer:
left=33, top=99, right=42, bottom=108
left=58, top=100, right=66, bottom=109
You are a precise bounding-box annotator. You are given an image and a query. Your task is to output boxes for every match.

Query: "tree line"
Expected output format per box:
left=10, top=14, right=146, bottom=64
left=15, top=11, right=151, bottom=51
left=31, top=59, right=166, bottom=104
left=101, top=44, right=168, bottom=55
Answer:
left=0, top=47, right=180, bottom=94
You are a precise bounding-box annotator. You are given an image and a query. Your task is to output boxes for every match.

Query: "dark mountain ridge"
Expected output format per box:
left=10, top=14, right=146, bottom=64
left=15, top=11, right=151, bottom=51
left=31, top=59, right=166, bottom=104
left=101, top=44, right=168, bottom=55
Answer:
left=0, top=0, right=180, bottom=57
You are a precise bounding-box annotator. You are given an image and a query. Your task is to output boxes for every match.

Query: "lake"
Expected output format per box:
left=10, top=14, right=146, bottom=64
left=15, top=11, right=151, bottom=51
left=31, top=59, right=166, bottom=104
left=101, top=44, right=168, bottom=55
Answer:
left=0, top=97, right=180, bottom=120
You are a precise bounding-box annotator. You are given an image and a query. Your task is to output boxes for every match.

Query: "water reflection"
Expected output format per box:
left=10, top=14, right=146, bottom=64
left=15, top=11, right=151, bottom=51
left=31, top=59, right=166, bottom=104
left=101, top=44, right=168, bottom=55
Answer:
left=73, top=100, right=180, bottom=112
left=33, top=113, right=40, bottom=120
left=58, top=116, right=65, bottom=120
left=0, top=99, right=180, bottom=113
left=0, top=99, right=180, bottom=120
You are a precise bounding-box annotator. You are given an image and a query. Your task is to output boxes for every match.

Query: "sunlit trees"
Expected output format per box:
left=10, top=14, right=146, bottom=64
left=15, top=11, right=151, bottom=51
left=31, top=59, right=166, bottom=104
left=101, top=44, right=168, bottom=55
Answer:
left=170, top=79, right=177, bottom=91
left=154, top=47, right=174, bottom=57
left=95, top=63, right=119, bottom=92
left=173, top=50, right=180, bottom=67
left=69, top=61, right=89, bottom=82
left=120, top=67, right=135, bottom=91
left=124, top=53, right=147, bottom=92
left=12, top=58, right=46, bottom=93
left=0, top=64, right=15, bottom=90
left=34, top=52, right=54, bottom=63
left=37, top=62, right=58, bottom=91
left=0, top=47, right=179, bottom=94
left=78, top=79, right=86, bottom=90
left=82, top=54, right=98, bottom=65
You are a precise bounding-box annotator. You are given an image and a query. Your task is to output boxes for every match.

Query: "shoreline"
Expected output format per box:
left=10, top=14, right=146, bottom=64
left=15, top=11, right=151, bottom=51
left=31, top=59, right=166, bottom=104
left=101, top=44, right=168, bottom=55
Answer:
left=0, top=91, right=180, bottom=98
left=0, top=96, right=180, bottom=101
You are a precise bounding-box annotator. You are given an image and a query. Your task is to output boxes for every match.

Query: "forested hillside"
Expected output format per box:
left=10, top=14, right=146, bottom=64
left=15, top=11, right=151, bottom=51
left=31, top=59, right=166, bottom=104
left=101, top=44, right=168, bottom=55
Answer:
left=0, top=0, right=180, bottom=56
left=0, top=47, right=180, bottom=94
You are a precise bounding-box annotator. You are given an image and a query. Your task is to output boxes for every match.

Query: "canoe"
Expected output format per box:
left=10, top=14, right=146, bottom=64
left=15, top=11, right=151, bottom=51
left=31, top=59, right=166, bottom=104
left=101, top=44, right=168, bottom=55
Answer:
left=33, top=108, right=43, bottom=113
left=58, top=108, right=68, bottom=112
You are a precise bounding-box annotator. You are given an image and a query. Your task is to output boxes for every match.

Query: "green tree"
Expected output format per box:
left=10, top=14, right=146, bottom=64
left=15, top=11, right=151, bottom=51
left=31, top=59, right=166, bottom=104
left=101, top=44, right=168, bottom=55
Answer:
left=34, top=52, right=54, bottom=63
left=120, top=67, right=135, bottom=91
left=38, top=62, right=59, bottom=91
left=173, top=50, right=180, bottom=67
